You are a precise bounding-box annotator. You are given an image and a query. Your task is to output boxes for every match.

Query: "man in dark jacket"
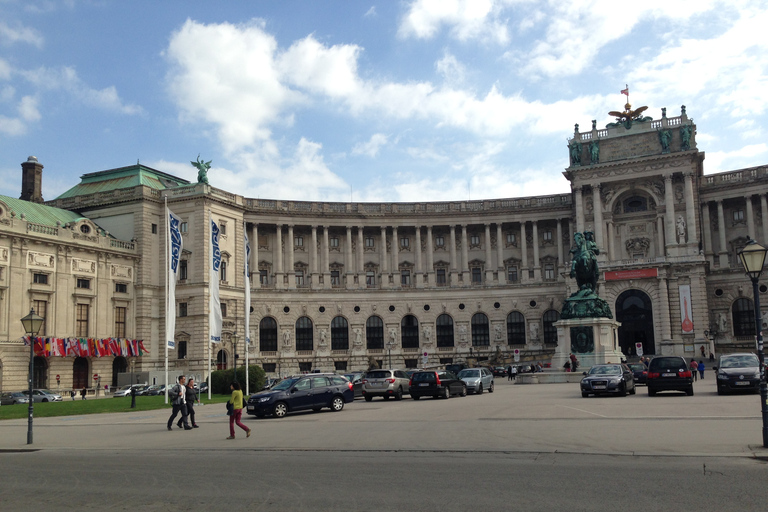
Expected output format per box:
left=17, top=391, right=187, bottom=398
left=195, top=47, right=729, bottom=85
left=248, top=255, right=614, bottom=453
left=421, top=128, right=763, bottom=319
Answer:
left=177, top=377, right=199, bottom=429
left=167, top=375, right=192, bottom=431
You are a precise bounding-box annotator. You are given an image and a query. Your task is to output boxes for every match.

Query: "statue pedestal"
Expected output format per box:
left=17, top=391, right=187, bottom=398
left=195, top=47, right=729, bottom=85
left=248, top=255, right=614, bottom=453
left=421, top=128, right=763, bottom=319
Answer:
left=552, top=317, right=623, bottom=371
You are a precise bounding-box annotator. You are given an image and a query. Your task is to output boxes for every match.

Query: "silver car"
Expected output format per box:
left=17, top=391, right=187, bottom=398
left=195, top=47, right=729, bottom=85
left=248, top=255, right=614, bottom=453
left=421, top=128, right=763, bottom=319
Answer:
left=362, top=369, right=411, bottom=401
left=28, top=389, right=63, bottom=402
left=458, top=368, right=495, bottom=394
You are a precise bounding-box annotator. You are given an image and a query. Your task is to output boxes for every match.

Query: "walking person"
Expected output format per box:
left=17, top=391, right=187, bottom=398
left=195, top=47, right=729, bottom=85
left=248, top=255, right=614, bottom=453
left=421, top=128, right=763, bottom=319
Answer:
left=697, top=361, right=706, bottom=380
left=178, top=377, right=199, bottom=429
left=510, top=365, right=517, bottom=381
left=507, top=365, right=513, bottom=381
left=70, top=390, right=76, bottom=401
left=690, top=359, right=698, bottom=381
left=80, top=387, right=87, bottom=400
left=167, top=375, right=192, bottom=431
left=227, top=382, right=251, bottom=440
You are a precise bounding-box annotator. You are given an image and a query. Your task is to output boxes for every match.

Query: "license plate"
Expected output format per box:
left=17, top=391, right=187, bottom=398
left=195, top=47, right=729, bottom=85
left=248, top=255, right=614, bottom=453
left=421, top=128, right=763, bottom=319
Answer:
left=419, top=383, right=429, bottom=387
left=247, top=406, right=254, bottom=411
left=662, top=373, right=676, bottom=377
left=735, top=381, right=750, bottom=386
left=593, top=385, right=606, bottom=390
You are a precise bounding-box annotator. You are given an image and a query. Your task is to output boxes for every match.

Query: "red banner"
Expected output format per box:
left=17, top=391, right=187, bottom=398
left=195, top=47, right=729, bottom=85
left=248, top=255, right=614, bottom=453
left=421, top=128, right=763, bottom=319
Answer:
left=604, top=268, right=658, bottom=281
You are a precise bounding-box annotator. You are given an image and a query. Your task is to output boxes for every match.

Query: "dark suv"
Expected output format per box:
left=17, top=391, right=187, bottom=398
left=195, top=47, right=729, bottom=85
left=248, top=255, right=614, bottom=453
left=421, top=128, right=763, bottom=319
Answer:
left=714, top=353, right=762, bottom=395
left=246, top=374, right=354, bottom=418
left=409, top=370, right=466, bottom=399
left=646, top=356, right=694, bottom=396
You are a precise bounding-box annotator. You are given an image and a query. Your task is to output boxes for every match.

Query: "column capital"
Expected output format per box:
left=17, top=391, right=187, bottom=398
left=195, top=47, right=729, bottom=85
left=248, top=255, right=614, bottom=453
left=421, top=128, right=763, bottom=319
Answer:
left=590, top=183, right=602, bottom=191
left=663, top=172, right=674, bottom=182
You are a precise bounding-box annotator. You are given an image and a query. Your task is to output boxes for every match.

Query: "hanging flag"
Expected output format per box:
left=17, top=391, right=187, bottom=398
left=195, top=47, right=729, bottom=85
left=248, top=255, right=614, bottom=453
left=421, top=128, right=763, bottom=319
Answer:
left=210, top=215, right=222, bottom=344
left=167, top=205, right=184, bottom=350
left=244, top=224, right=251, bottom=346
left=620, top=86, right=629, bottom=96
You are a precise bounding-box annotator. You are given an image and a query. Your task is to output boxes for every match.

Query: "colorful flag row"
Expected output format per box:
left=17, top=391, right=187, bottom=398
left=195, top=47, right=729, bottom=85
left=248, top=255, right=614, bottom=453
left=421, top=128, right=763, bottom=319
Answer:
left=24, top=337, right=148, bottom=358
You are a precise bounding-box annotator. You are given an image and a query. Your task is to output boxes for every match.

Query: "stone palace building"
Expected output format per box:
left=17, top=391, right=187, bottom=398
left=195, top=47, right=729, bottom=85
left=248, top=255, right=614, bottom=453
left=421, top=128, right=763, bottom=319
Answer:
left=1, top=103, right=767, bottom=392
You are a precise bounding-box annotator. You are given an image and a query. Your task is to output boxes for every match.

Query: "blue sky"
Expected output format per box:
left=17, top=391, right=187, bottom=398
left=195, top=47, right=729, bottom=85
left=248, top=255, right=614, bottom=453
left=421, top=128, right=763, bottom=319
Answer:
left=2, top=0, right=767, bottom=202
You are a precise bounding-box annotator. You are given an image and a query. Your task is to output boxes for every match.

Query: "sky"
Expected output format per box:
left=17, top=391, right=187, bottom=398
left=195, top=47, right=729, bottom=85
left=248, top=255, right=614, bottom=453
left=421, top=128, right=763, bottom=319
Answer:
left=1, top=0, right=768, bottom=203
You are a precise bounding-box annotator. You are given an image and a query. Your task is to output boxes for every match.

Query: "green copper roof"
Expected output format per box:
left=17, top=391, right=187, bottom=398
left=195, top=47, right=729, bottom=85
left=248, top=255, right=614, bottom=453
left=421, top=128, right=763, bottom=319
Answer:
left=0, top=195, right=87, bottom=226
left=56, top=164, right=192, bottom=199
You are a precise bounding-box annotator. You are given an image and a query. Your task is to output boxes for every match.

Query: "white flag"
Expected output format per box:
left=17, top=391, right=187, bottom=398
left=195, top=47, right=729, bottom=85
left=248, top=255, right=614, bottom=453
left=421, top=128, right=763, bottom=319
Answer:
left=210, top=215, right=222, bottom=344
left=166, top=206, right=183, bottom=349
left=244, top=225, right=251, bottom=346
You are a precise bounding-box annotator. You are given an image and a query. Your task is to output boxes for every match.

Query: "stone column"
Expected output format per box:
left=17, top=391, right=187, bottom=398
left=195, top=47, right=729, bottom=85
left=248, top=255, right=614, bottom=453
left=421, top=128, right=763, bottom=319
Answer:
left=415, top=226, right=424, bottom=288
left=664, top=174, right=676, bottom=252
left=606, top=220, right=615, bottom=261
left=496, top=223, right=505, bottom=285
left=311, top=226, right=319, bottom=289
left=346, top=226, right=354, bottom=289
left=531, top=221, right=541, bottom=280
left=358, top=226, right=365, bottom=289
left=380, top=226, right=388, bottom=287
left=275, top=225, right=284, bottom=289
left=574, top=186, right=585, bottom=233
left=656, top=216, right=665, bottom=257
left=761, top=195, right=768, bottom=244
left=449, top=225, right=458, bottom=284
left=717, top=200, right=728, bottom=267
left=287, top=225, right=295, bottom=289
left=392, top=226, right=400, bottom=286
left=746, top=195, right=756, bottom=240
left=252, top=223, right=260, bottom=289
left=461, top=224, right=470, bottom=285
left=591, top=184, right=604, bottom=250
left=520, top=222, right=529, bottom=283
left=684, top=172, right=698, bottom=246
left=426, top=226, right=435, bottom=287
left=556, top=219, right=564, bottom=272
left=484, top=224, right=493, bottom=283
left=657, top=276, right=672, bottom=343
left=701, top=202, right=712, bottom=257
left=323, top=226, right=331, bottom=289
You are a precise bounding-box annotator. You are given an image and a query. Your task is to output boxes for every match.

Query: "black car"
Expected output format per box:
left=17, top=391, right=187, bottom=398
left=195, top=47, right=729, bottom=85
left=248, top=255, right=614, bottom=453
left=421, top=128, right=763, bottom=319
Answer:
left=647, top=356, right=694, bottom=396
left=714, top=353, right=762, bottom=395
left=491, top=366, right=508, bottom=377
left=445, top=363, right=468, bottom=375
left=409, top=370, right=466, bottom=399
left=627, top=363, right=648, bottom=385
left=580, top=364, right=636, bottom=397
left=343, top=373, right=364, bottom=398
left=246, top=374, right=354, bottom=418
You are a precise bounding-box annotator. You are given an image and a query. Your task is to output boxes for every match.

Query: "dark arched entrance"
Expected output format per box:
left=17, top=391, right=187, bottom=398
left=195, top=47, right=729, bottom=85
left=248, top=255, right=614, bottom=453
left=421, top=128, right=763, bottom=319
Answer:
left=112, top=356, right=128, bottom=387
left=73, top=357, right=89, bottom=389
left=616, top=290, right=655, bottom=356
left=33, top=356, right=48, bottom=389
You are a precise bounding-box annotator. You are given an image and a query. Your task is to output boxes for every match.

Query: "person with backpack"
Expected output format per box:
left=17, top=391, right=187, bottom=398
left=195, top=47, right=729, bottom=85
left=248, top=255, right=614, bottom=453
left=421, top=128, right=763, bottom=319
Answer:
left=227, top=381, right=251, bottom=440
left=167, top=375, right=192, bottom=431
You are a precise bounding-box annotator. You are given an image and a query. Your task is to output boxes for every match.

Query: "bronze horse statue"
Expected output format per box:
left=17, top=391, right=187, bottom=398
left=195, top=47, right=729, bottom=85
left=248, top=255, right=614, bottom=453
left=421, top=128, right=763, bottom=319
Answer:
left=569, top=231, right=599, bottom=294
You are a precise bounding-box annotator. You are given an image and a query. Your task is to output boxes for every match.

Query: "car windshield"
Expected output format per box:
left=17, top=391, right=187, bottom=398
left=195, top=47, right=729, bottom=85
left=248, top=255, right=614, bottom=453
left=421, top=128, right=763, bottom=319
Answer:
left=458, top=369, right=480, bottom=378
left=118, top=385, right=132, bottom=391
left=589, top=366, right=621, bottom=375
left=628, top=364, right=645, bottom=371
left=270, top=378, right=299, bottom=391
left=720, top=355, right=760, bottom=368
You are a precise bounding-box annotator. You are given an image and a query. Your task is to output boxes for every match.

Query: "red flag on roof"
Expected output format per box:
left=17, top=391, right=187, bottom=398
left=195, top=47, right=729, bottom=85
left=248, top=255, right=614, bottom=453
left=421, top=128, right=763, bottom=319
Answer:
left=620, top=87, right=629, bottom=96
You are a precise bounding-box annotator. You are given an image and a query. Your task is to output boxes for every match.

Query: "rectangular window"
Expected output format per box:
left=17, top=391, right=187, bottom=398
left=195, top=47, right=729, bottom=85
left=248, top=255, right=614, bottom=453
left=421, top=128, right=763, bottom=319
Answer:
left=401, top=269, right=411, bottom=286
left=151, top=224, right=158, bottom=234
left=115, top=306, right=126, bottom=338
left=471, top=267, right=482, bottom=283
left=331, top=270, right=340, bottom=287
left=76, top=278, right=91, bottom=289
left=544, top=264, right=555, bottom=280
left=330, top=237, right=339, bottom=248
left=221, top=303, right=227, bottom=318
left=259, top=269, right=268, bottom=285
left=262, top=363, right=276, bottom=373
left=470, top=235, right=480, bottom=245
left=178, top=340, right=187, bottom=359
left=33, top=300, right=47, bottom=336
left=366, top=271, right=376, bottom=287
left=435, top=235, right=445, bottom=247
left=298, top=362, right=313, bottom=373
left=733, top=209, right=744, bottom=221
left=543, top=230, right=553, bottom=241
left=76, top=304, right=89, bottom=337
left=365, top=237, right=375, bottom=248
left=33, top=273, right=48, bottom=284
left=400, top=237, right=410, bottom=248
left=115, top=283, right=128, bottom=293
left=220, top=261, right=227, bottom=282
left=436, top=268, right=447, bottom=285
left=219, top=222, right=227, bottom=236
left=295, top=270, right=305, bottom=286
left=180, top=260, right=188, bottom=280
left=506, top=233, right=516, bottom=244
left=295, top=236, right=303, bottom=247
left=508, top=266, right=518, bottom=283
left=180, top=222, right=188, bottom=233
left=334, top=361, right=347, bottom=371
left=179, top=302, right=188, bottom=317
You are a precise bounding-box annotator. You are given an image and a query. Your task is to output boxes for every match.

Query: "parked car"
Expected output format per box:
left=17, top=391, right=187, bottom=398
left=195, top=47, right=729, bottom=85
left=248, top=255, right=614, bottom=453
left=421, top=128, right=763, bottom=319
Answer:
left=647, top=356, right=694, bottom=396
left=627, top=363, right=648, bottom=385
left=144, top=384, right=166, bottom=396
left=409, top=370, right=467, bottom=399
left=362, top=369, right=411, bottom=401
left=714, top=353, right=762, bottom=395
left=135, top=385, right=151, bottom=396
left=491, top=366, right=508, bottom=377
left=245, top=373, right=354, bottom=418
left=445, top=363, right=469, bottom=375
left=24, top=389, right=63, bottom=402
left=343, top=373, right=364, bottom=398
left=458, top=368, right=495, bottom=394
left=580, top=364, right=636, bottom=397
left=0, top=391, right=30, bottom=405
left=112, top=384, right=145, bottom=397
left=199, top=382, right=209, bottom=394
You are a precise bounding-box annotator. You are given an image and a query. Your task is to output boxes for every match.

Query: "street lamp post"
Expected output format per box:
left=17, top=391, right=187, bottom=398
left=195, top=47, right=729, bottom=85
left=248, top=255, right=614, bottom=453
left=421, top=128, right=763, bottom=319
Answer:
left=21, top=308, right=44, bottom=445
left=387, top=340, right=395, bottom=369
left=231, top=332, right=239, bottom=385
left=737, top=237, right=768, bottom=448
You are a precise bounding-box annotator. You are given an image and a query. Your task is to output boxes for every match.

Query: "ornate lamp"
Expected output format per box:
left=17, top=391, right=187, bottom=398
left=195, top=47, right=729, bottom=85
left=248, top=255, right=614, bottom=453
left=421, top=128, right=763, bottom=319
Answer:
left=21, top=308, right=44, bottom=445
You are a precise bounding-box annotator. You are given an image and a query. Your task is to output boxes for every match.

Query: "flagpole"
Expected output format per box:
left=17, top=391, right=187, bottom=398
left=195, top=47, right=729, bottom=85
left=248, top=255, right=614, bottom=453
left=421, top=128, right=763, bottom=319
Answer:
left=164, top=195, right=169, bottom=404
left=244, top=221, right=250, bottom=396
left=208, top=211, right=212, bottom=400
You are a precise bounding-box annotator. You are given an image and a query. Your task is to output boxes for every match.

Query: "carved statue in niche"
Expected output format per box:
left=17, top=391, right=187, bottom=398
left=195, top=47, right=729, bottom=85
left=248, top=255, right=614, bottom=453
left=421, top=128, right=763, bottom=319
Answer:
left=459, top=325, right=467, bottom=343
left=680, top=125, right=693, bottom=151
left=674, top=185, right=684, bottom=204
left=353, top=328, right=363, bottom=346
left=569, top=140, right=582, bottom=166
left=282, top=330, right=291, bottom=347
left=529, top=322, right=540, bottom=341
left=422, top=325, right=432, bottom=344
left=494, top=324, right=503, bottom=341
left=388, top=328, right=398, bottom=346
left=625, top=237, right=651, bottom=257
left=718, top=312, right=728, bottom=334
left=658, top=130, right=672, bottom=153
left=676, top=215, right=687, bottom=242
left=319, top=329, right=327, bottom=347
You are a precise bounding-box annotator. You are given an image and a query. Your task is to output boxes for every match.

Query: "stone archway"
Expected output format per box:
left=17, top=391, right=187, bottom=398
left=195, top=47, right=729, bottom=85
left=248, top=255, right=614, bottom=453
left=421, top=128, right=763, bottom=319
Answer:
left=73, top=357, right=89, bottom=390
left=112, top=356, right=128, bottom=387
left=616, top=289, right=655, bottom=356
left=33, top=356, right=48, bottom=389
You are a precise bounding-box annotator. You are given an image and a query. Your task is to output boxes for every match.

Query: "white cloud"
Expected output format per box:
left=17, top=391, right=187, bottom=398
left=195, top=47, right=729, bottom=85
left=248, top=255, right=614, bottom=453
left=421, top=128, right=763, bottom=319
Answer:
left=399, top=0, right=512, bottom=44
left=0, top=20, right=43, bottom=48
left=704, top=143, right=768, bottom=174
left=435, top=52, right=466, bottom=85
left=364, top=6, right=377, bottom=18
left=352, top=133, right=388, bottom=157
left=0, top=95, right=40, bottom=136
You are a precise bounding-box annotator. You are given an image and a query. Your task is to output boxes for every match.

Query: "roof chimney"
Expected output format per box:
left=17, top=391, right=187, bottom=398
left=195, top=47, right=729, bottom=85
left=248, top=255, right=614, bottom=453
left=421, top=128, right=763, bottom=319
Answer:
left=20, top=156, right=44, bottom=203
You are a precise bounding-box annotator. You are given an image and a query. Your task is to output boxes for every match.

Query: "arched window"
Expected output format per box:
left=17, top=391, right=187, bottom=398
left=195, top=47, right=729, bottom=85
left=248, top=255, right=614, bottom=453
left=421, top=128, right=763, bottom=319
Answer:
left=471, top=313, right=490, bottom=346
left=436, top=314, right=454, bottom=347
left=507, top=311, right=525, bottom=345
left=732, top=298, right=755, bottom=336
left=259, top=317, right=278, bottom=352
left=366, top=316, right=384, bottom=349
left=401, top=315, right=419, bottom=349
left=295, top=316, right=314, bottom=351
left=216, top=350, right=227, bottom=370
left=331, top=316, right=349, bottom=350
left=543, top=310, right=560, bottom=345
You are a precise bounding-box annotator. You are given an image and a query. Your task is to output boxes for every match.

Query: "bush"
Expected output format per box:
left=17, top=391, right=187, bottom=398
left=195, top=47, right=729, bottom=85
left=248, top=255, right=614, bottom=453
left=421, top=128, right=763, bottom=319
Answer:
left=210, top=365, right=266, bottom=395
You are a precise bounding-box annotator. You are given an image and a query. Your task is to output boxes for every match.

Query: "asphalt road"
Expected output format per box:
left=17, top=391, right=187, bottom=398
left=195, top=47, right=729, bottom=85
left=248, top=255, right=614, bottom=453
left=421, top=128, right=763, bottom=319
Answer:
left=1, top=376, right=767, bottom=511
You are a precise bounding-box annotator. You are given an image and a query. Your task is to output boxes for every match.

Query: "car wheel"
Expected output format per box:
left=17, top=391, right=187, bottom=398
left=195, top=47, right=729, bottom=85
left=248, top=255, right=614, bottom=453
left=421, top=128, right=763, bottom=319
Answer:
left=364, top=395, right=373, bottom=402
left=42, top=398, right=49, bottom=402
left=272, top=402, right=288, bottom=418
left=330, top=396, right=344, bottom=412
left=412, top=395, right=420, bottom=400
left=648, top=388, right=656, bottom=397
left=619, top=384, right=627, bottom=397
left=460, top=385, right=467, bottom=397
left=442, top=386, right=450, bottom=399
left=686, top=387, right=694, bottom=396
left=476, top=384, right=483, bottom=395
left=489, top=382, right=494, bottom=393
left=394, top=388, right=403, bottom=401
left=581, top=392, right=589, bottom=398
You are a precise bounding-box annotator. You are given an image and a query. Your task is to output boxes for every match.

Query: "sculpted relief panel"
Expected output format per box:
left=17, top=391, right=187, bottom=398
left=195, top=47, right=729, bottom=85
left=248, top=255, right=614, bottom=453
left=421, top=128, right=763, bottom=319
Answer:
left=72, top=258, right=97, bottom=274
left=28, top=251, right=55, bottom=269
left=111, top=264, right=133, bottom=280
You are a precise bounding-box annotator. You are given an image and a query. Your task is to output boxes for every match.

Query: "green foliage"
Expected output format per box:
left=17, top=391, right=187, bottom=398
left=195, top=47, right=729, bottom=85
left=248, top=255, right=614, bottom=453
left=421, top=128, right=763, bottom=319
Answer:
left=210, top=365, right=266, bottom=395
